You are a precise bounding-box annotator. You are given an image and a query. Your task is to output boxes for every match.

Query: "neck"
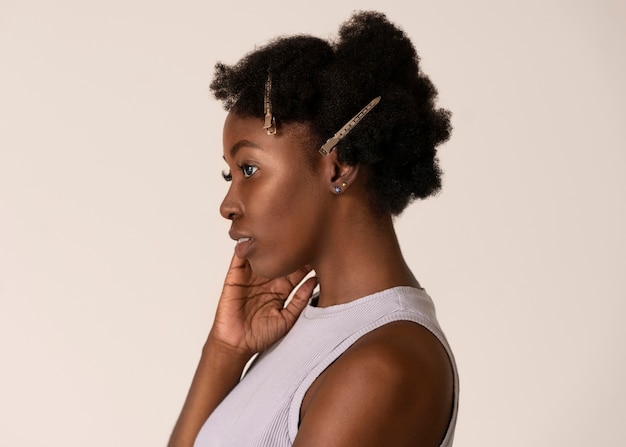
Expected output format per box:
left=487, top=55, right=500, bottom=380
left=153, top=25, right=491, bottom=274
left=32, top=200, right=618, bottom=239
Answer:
left=311, top=206, right=419, bottom=308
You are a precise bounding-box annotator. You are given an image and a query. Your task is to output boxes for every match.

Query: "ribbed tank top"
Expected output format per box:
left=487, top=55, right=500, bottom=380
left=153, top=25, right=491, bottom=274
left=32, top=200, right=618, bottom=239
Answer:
left=194, top=286, right=459, bottom=446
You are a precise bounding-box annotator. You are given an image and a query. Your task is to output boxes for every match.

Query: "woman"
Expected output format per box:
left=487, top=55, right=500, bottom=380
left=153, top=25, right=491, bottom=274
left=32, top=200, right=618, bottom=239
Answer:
left=169, top=10, right=458, bottom=447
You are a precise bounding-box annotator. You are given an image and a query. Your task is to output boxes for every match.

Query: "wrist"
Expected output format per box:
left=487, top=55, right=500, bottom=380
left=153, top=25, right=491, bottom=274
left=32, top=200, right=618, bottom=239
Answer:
left=203, top=333, right=254, bottom=366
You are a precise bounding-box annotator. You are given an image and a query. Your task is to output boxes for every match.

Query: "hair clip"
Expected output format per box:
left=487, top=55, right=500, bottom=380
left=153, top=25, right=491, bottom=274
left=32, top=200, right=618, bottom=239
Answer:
left=263, top=75, right=277, bottom=135
left=319, top=96, right=381, bottom=156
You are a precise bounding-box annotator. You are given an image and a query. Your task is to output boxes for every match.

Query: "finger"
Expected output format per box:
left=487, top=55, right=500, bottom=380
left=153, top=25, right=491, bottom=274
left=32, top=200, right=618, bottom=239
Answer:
left=228, top=249, right=247, bottom=269
left=226, top=249, right=253, bottom=276
left=223, top=250, right=252, bottom=286
left=283, top=276, right=318, bottom=323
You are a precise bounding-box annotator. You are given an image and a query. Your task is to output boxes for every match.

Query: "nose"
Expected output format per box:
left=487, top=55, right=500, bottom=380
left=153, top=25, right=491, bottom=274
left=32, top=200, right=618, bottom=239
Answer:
left=219, top=185, right=241, bottom=221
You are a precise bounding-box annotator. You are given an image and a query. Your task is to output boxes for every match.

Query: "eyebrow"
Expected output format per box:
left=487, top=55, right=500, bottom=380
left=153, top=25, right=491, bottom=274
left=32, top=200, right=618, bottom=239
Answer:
left=227, top=139, right=264, bottom=159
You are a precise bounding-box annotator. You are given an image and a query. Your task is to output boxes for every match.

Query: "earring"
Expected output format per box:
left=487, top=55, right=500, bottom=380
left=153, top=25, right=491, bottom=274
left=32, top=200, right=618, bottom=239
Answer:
left=334, top=182, right=348, bottom=194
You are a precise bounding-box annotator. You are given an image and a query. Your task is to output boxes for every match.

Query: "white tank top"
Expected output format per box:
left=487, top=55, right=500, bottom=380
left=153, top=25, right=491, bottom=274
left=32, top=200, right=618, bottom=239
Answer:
left=194, top=286, right=459, bottom=446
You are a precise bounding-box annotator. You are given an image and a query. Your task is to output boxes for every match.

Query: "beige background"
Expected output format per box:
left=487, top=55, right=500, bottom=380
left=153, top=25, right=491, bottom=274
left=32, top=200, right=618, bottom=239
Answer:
left=1, top=0, right=624, bottom=445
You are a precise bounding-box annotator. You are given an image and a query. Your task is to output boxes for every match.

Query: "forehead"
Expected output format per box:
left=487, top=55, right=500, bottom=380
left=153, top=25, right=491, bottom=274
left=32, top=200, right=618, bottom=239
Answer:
left=222, top=112, right=319, bottom=162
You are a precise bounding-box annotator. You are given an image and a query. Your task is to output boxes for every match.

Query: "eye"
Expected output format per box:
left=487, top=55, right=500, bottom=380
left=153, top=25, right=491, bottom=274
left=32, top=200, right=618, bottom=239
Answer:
left=240, top=163, right=258, bottom=178
left=222, top=170, right=232, bottom=182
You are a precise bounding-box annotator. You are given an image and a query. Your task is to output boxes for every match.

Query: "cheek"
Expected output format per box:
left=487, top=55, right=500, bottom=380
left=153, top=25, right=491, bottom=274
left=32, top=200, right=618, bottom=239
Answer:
left=248, top=176, right=326, bottom=277
left=279, top=188, right=327, bottom=252
left=261, top=166, right=321, bottom=220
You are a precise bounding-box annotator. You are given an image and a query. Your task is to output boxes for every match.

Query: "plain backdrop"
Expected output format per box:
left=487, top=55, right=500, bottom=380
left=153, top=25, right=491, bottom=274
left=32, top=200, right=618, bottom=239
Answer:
left=1, top=1, right=624, bottom=446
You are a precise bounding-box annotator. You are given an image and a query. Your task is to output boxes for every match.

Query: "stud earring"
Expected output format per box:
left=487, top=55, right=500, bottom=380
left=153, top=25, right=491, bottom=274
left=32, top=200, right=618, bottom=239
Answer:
left=334, top=182, right=348, bottom=194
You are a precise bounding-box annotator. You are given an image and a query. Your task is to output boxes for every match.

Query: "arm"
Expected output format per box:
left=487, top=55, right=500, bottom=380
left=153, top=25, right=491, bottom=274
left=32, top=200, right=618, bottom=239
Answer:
left=166, top=338, right=251, bottom=447
left=294, top=321, right=454, bottom=447
left=168, top=252, right=317, bottom=447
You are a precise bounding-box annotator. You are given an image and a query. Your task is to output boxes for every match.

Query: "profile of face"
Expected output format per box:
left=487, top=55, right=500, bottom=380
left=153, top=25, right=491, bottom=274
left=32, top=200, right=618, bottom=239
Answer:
left=220, top=112, right=333, bottom=279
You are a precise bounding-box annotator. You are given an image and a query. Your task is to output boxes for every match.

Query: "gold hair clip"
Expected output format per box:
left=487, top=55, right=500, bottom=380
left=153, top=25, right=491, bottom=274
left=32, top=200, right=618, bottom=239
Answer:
left=319, top=96, right=381, bottom=156
left=263, top=76, right=277, bottom=135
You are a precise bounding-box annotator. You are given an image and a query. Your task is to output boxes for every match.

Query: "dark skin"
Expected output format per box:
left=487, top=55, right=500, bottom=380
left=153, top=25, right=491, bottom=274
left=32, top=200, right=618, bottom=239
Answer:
left=168, top=113, right=453, bottom=447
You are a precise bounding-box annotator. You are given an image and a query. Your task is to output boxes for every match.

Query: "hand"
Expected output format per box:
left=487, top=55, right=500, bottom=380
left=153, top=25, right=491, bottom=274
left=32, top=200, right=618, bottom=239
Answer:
left=208, top=252, right=317, bottom=356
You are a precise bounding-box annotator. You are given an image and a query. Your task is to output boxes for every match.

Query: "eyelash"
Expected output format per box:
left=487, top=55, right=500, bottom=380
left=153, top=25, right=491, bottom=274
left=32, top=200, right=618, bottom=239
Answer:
left=222, top=163, right=258, bottom=182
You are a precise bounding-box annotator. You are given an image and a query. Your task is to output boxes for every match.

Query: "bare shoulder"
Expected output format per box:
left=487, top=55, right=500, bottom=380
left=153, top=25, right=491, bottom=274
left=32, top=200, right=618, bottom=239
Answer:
left=294, top=321, right=454, bottom=447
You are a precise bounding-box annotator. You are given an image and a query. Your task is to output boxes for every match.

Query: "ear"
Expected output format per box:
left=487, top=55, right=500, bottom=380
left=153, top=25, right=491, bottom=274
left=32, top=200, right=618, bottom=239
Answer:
left=320, top=150, right=360, bottom=195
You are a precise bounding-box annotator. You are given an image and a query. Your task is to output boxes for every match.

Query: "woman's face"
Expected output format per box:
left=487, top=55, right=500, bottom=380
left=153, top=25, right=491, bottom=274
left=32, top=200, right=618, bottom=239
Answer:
left=220, top=112, right=331, bottom=278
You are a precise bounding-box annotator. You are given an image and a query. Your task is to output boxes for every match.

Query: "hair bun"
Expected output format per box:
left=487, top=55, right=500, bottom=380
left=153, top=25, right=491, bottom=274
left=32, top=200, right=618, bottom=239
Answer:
left=333, top=11, right=419, bottom=90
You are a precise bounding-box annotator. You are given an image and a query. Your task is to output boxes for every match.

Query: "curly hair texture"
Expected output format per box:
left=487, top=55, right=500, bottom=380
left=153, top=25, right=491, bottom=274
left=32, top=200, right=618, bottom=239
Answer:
left=210, top=11, right=452, bottom=215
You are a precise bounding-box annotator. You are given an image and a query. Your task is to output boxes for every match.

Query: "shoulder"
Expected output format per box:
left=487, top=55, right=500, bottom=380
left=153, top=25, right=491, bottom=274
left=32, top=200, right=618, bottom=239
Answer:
left=294, top=321, right=454, bottom=447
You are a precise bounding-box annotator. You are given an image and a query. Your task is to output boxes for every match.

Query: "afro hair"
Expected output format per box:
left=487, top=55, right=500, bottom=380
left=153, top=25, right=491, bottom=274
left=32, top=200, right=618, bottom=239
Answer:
left=210, top=10, right=452, bottom=215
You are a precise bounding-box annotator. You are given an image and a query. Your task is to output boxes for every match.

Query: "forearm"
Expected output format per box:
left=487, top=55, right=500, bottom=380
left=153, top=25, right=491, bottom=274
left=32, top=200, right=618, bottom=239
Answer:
left=167, top=337, right=252, bottom=447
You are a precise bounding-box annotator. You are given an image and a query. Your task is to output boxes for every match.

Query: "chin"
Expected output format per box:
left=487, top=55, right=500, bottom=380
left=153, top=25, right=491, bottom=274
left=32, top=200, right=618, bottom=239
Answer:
left=247, top=256, right=299, bottom=280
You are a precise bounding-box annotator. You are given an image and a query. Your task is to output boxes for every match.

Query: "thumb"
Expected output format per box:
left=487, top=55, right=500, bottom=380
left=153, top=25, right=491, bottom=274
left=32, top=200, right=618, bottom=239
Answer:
left=283, top=276, right=318, bottom=322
